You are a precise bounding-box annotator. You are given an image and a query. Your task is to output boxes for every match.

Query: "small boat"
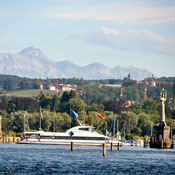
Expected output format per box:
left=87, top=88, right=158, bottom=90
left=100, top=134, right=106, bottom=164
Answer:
left=19, top=125, right=110, bottom=146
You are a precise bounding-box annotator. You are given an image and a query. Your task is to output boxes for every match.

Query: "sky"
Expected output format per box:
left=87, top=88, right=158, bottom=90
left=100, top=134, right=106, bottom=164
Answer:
left=0, top=0, right=175, bottom=77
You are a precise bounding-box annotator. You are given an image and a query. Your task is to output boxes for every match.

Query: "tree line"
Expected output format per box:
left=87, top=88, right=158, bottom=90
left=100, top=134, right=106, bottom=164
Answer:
left=0, top=89, right=175, bottom=139
left=1, top=74, right=175, bottom=139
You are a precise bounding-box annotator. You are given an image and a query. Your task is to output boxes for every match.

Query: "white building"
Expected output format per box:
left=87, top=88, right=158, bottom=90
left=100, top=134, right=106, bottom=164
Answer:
left=48, top=85, right=56, bottom=91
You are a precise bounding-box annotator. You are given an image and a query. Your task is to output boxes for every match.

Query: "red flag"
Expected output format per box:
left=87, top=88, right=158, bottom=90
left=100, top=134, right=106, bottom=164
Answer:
left=97, top=112, right=105, bottom=120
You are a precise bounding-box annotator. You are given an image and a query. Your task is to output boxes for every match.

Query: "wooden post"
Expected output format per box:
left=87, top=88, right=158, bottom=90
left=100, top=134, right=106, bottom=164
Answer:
left=161, top=139, right=164, bottom=149
left=117, top=142, right=120, bottom=150
left=111, top=142, right=113, bottom=151
left=144, top=137, right=146, bottom=148
left=71, top=142, right=74, bottom=151
left=171, top=123, right=173, bottom=140
left=103, top=143, right=106, bottom=156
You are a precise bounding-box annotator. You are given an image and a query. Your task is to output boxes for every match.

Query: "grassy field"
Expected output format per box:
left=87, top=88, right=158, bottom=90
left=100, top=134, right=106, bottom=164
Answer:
left=0, top=89, right=57, bottom=97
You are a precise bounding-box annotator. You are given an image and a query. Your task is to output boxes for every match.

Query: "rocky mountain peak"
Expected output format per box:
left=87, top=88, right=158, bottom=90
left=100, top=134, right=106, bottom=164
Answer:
left=19, top=47, right=46, bottom=58
left=0, top=47, right=153, bottom=80
left=86, top=62, right=109, bottom=69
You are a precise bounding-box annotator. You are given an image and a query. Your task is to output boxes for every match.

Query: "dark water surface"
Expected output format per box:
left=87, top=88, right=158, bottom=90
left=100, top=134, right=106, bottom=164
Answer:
left=0, top=144, right=175, bottom=175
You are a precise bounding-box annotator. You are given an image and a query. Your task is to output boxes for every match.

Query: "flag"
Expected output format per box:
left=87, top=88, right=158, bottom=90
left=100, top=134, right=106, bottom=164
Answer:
left=54, top=110, right=58, bottom=120
left=70, top=109, right=78, bottom=118
left=97, top=112, right=105, bottom=120
left=40, top=106, right=43, bottom=120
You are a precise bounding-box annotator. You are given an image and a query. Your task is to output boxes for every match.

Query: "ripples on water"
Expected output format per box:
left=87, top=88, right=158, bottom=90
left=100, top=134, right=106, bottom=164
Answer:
left=0, top=144, right=175, bottom=175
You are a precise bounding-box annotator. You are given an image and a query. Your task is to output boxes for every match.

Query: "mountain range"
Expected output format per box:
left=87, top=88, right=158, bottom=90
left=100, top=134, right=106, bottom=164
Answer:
left=0, top=47, right=152, bottom=80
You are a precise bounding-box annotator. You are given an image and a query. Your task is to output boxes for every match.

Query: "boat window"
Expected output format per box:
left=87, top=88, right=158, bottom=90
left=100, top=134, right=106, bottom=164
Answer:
left=40, top=136, right=106, bottom=141
left=89, top=128, right=95, bottom=132
left=79, top=128, right=89, bottom=131
left=29, top=135, right=37, bottom=139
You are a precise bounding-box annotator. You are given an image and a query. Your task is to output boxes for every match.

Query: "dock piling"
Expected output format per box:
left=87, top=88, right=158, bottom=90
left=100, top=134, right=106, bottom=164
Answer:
left=161, top=139, right=164, bottom=149
left=111, top=142, right=113, bottom=151
left=117, top=142, right=120, bottom=150
left=71, top=142, right=74, bottom=151
left=103, top=143, right=106, bottom=156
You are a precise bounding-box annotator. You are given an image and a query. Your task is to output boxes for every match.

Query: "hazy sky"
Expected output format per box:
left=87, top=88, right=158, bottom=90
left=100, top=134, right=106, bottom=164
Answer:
left=0, top=0, right=175, bottom=77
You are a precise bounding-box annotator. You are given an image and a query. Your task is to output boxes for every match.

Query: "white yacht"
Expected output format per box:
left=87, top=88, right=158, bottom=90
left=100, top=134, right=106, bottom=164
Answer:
left=19, top=125, right=110, bottom=145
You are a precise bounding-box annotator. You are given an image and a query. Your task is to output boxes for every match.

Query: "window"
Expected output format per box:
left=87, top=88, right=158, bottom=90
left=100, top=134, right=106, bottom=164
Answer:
left=79, top=128, right=89, bottom=131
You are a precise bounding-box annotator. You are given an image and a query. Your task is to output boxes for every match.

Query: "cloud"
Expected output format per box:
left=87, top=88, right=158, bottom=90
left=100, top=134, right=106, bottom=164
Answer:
left=41, top=2, right=175, bottom=24
left=71, top=27, right=175, bottom=56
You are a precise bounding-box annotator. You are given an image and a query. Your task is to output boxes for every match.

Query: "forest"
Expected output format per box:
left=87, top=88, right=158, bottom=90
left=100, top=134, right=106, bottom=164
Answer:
left=0, top=74, right=175, bottom=140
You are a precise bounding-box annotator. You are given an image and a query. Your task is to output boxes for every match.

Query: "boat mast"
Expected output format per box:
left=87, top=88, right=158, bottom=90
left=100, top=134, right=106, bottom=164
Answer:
left=24, top=113, right=26, bottom=132
left=40, top=114, right=42, bottom=131
left=53, top=107, right=56, bottom=132
left=113, top=116, right=115, bottom=137
left=105, top=121, right=107, bottom=136
left=39, top=106, right=42, bottom=131
left=150, top=121, right=153, bottom=137
left=53, top=113, right=55, bottom=132
left=84, top=111, right=85, bottom=126
left=128, top=118, right=131, bottom=135
left=117, top=119, right=118, bottom=140
left=171, top=123, right=173, bottom=140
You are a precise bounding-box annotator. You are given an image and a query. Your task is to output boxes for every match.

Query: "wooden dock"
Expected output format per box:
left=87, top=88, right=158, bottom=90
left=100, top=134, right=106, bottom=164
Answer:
left=0, top=136, right=21, bottom=143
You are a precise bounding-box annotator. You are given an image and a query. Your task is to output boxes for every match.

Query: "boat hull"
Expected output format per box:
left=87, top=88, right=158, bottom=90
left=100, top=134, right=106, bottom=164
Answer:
left=18, top=138, right=121, bottom=146
left=18, top=139, right=115, bottom=146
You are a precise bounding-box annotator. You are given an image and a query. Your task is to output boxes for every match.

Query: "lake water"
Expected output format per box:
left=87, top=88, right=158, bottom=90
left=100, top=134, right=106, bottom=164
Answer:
left=0, top=144, right=175, bottom=175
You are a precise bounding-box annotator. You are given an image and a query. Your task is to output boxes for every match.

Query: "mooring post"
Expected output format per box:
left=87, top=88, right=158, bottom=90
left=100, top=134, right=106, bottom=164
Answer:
left=144, top=137, right=147, bottom=148
left=71, top=142, right=74, bottom=151
left=13, top=136, right=15, bottom=143
left=111, top=142, right=113, bottom=151
left=117, top=142, right=120, bottom=150
left=103, top=143, right=106, bottom=156
left=161, top=139, right=164, bottom=149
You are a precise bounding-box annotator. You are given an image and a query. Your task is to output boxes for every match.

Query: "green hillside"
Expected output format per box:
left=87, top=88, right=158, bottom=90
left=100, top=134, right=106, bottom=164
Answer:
left=0, top=89, right=57, bottom=97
